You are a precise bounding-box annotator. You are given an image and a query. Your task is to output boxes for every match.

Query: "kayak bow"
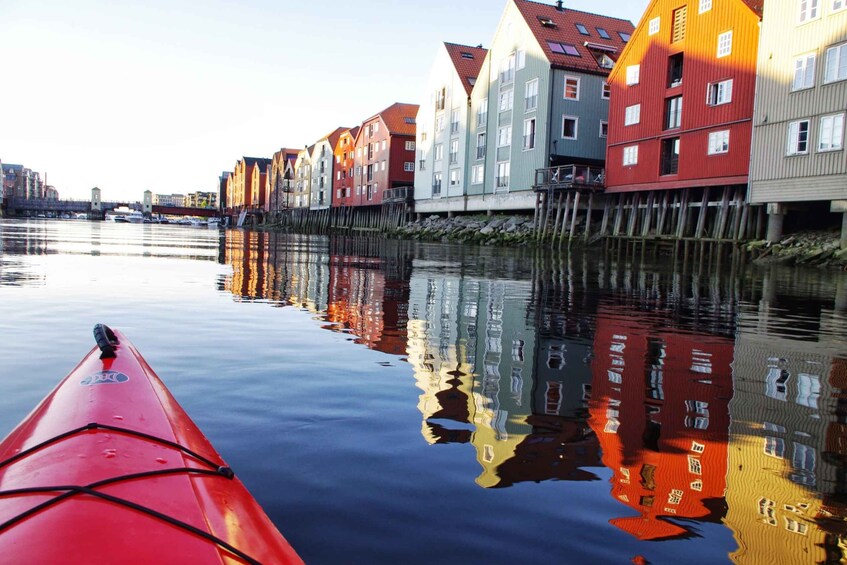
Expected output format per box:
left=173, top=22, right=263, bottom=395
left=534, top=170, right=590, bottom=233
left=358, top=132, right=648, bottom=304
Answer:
left=0, top=324, right=303, bottom=564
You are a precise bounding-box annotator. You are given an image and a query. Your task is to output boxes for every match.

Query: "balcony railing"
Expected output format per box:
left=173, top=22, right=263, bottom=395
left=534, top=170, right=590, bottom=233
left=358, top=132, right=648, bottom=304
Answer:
left=533, top=164, right=605, bottom=191
left=383, top=186, right=414, bottom=203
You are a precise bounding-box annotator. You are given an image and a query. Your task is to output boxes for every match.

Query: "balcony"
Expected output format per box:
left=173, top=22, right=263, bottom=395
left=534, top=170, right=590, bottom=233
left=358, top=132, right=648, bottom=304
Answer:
left=533, top=164, right=605, bottom=192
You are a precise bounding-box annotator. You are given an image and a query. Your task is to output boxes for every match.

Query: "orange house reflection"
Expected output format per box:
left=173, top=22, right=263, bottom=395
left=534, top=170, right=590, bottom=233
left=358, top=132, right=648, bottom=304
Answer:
left=588, top=305, right=733, bottom=540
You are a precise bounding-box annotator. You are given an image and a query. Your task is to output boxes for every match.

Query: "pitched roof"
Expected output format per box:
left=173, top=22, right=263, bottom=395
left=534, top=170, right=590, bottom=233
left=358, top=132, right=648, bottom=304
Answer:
left=318, top=126, right=349, bottom=150
left=367, top=102, right=420, bottom=136
left=444, top=42, right=488, bottom=95
left=513, top=0, right=634, bottom=75
left=242, top=156, right=272, bottom=168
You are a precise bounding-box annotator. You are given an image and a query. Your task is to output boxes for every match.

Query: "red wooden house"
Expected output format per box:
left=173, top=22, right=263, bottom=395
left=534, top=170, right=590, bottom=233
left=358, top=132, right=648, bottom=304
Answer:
left=332, top=127, right=359, bottom=208
left=352, top=102, right=419, bottom=207
left=605, top=0, right=761, bottom=194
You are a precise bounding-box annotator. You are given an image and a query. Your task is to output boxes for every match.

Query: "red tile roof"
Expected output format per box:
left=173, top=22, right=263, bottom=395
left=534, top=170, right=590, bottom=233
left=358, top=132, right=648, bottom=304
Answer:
left=318, top=126, right=350, bottom=151
left=513, top=0, right=634, bottom=75
left=444, top=42, right=488, bottom=95
left=369, top=102, right=420, bottom=136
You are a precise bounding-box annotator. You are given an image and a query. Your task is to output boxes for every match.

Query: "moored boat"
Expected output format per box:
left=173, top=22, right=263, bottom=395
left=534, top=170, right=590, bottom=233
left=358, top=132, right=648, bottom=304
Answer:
left=0, top=325, right=303, bottom=564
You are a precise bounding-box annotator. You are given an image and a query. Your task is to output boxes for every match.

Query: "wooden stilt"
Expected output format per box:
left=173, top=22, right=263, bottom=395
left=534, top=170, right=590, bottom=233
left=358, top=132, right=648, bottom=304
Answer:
left=569, top=191, right=581, bottom=240
left=584, top=191, right=594, bottom=241
left=695, top=187, right=710, bottom=239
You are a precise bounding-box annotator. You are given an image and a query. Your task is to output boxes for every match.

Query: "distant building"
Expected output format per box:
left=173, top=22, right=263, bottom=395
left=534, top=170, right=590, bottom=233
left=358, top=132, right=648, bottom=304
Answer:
left=268, top=149, right=298, bottom=212
left=293, top=147, right=313, bottom=209
left=227, top=157, right=272, bottom=212
left=218, top=171, right=231, bottom=212
left=154, top=193, right=186, bottom=207
left=3, top=164, right=25, bottom=199
left=352, top=102, right=418, bottom=207
left=310, top=127, right=347, bottom=210
left=186, top=191, right=217, bottom=208
left=332, top=127, right=360, bottom=208
left=44, top=185, right=58, bottom=200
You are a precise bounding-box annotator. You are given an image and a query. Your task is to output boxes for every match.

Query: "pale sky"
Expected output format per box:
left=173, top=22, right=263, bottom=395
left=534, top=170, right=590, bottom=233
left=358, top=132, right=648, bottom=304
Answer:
left=1, top=0, right=649, bottom=202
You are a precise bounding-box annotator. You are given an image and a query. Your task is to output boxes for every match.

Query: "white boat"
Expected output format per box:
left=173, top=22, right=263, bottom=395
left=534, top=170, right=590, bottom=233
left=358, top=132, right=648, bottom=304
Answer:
left=207, top=217, right=221, bottom=229
left=127, top=211, right=145, bottom=224
left=189, top=217, right=207, bottom=227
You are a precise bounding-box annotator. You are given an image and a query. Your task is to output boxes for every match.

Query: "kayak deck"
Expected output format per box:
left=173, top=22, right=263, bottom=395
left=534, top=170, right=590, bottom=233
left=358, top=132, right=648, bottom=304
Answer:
left=0, top=326, right=302, bottom=564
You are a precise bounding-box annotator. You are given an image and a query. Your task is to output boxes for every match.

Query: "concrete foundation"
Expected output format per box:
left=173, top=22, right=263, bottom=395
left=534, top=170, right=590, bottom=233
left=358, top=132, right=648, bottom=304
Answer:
left=765, top=202, right=785, bottom=242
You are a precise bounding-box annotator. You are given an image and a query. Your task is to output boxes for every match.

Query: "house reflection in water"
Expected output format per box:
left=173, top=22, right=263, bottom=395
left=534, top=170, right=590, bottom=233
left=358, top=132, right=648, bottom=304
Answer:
left=588, top=305, right=733, bottom=540
left=406, top=264, right=601, bottom=488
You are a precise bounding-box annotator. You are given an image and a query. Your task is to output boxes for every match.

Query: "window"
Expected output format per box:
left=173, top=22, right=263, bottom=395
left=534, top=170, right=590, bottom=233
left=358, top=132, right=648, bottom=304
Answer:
left=602, top=81, right=611, bottom=99
left=787, top=119, right=810, bottom=154
left=799, top=0, right=820, bottom=22
left=825, top=43, right=847, bottom=83
left=405, top=140, right=416, bottom=151
left=665, top=96, right=683, bottom=129
left=434, top=143, right=444, bottom=160
left=477, top=98, right=488, bottom=126
left=619, top=32, right=631, bottom=42
left=404, top=162, right=415, bottom=172
left=625, top=104, right=641, bottom=125
left=596, top=27, right=610, bottom=39
left=449, top=169, right=461, bottom=186
left=717, top=31, right=732, bottom=58
left=525, top=79, right=539, bottom=110
left=516, top=49, right=526, bottom=70
left=793, top=53, right=816, bottom=90
left=672, top=7, right=687, bottom=42
left=498, top=126, right=512, bottom=147
left=523, top=118, right=536, bottom=150
left=547, top=41, right=581, bottom=56
left=706, top=79, right=733, bottom=105
left=562, top=116, right=578, bottom=139
left=472, top=164, right=484, bottom=184
left=436, top=115, right=445, bottom=132
left=599, top=121, right=608, bottom=138
left=496, top=162, right=510, bottom=188
left=449, top=140, right=459, bottom=164
left=476, top=133, right=486, bottom=159
left=649, top=17, right=660, bottom=35
left=818, top=113, right=844, bottom=151
left=576, top=23, right=589, bottom=35
left=708, top=130, right=730, bottom=154
left=432, top=172, right=442, bottom=196
left=564, top=76, right=580, bottom=100
left=836, top=0, right=847, bottom=11
left=626, top=65, right=640, bottom=85
left=623, top=145, right=638, bottom=165
left=500, top=52, right=516, bottom=84
left=661, top=137, right=680, bottom=175
left=450, top=109, right=460, bottom=134
left=499, top=89, right=514, bottom=111
left=381, top=140, right=386, bottom=151
left=699, top=0, right=712, bottom=13
left=668, top=53, right=684, bottom=87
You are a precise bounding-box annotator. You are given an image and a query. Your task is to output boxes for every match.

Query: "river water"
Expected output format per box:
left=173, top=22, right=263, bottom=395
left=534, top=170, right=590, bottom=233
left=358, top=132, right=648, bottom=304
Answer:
left=1, top=217, right=846, bottom=564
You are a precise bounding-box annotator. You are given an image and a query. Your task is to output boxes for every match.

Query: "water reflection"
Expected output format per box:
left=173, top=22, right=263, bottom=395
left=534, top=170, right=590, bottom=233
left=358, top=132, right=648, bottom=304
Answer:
left=218, top=228, right=847, bottom=559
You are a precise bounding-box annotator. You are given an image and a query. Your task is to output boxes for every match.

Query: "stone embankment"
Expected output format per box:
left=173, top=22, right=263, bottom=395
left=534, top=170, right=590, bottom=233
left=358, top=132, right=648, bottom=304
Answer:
left=745, top=229, right=847, bottom=269
left=390, top=214, right=538, bottom=246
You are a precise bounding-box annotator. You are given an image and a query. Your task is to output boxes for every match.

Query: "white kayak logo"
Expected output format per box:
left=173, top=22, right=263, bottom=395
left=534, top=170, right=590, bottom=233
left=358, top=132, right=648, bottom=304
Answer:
left=80, top=371, right=130, bottom=386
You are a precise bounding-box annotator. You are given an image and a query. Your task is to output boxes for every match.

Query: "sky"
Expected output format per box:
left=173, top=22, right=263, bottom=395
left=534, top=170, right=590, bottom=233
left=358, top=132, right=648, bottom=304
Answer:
left=1, top=0, right=650, bottom=202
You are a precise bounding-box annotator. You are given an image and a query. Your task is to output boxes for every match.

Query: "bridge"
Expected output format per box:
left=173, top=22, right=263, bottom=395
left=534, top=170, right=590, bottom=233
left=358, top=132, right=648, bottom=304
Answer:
left=2, top=197, right=218, bottom=219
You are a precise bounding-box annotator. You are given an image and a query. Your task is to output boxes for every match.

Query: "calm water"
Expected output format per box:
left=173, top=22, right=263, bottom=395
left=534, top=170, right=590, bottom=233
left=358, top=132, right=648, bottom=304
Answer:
left=1, top=218, right=847, bottom=564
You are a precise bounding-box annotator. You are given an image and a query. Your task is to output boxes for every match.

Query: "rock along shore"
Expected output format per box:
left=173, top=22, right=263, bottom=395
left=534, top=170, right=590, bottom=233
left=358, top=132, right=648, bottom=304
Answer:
left=745, top=229, right=847, bottom=269
left=388, top=214, right=540, bottom=246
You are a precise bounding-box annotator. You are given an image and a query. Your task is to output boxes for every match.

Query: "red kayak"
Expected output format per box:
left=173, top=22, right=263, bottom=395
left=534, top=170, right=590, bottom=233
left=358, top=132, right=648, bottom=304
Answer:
left=0, top=325, right=303, bottom=564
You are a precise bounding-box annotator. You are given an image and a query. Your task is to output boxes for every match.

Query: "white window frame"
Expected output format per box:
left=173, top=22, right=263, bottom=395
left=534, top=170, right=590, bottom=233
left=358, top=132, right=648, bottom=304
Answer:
left=648, top=17, right=660, bottom=36
left=497, top=125, right=512, bottom=147
left=835, top=0, right=847, bottom=12
left=792, top=53, right=817, bottom=91
left=602, top=81, right=611, bottom=99
left=623, top=145, right=638, bottom=166
left=787, top=119, right=811, bottom=155
left=405, top=140, right=416, bottom=151
left=699, top=0, right=712, bottom=13
left=707, top=79, right=733, bottom=105
left=498, top=89, right=514, bottom=112
left=626, top=65, right=640, bottom=86
left=476, top=98, right=488, bottom=127
left=476, top=132, right=486, bottom=160
left=496, top=161, right=510, bottom=189
left=404, top=162, right=415, bottom=172
left=818, top=113, right=844, bottom=151
left=708, top=130, right=730, bottom=154
left=449, top=140, right=459, bottom=164
left=449, top=168, right=461, bottom=186
left=562, top=115, right=578, bottom=140
left=624, top=104, right=641, bottom=125
left=799, top=0, right=820, bottom=23
left=599, top=120, right=608, bottom=138
left=525, top=78, right=539, bottom=111
left=717, top=31, right=732, bottom=58
left=471, top=164, right=484, bottom=184
left=824, top=42, right=847, bottom=83
left=434, top=143, right=444, bottom=161
left=563, top=76, right=580, bottom=100
left=523, top=118, right=536, bottom=150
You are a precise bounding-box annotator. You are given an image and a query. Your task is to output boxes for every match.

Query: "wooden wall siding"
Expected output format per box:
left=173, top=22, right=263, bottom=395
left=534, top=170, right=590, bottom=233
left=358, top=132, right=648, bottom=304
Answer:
left=606, top=0, right=760, bottom=193
left=548, top=70, right=610, bottom=162
left=310, top=140, right=334, bottom=210
left=467, top=54, right=493, bottom=197
left=333, top=132, right=357, bottom=208
left=749, top=1, right=847, bottom=203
